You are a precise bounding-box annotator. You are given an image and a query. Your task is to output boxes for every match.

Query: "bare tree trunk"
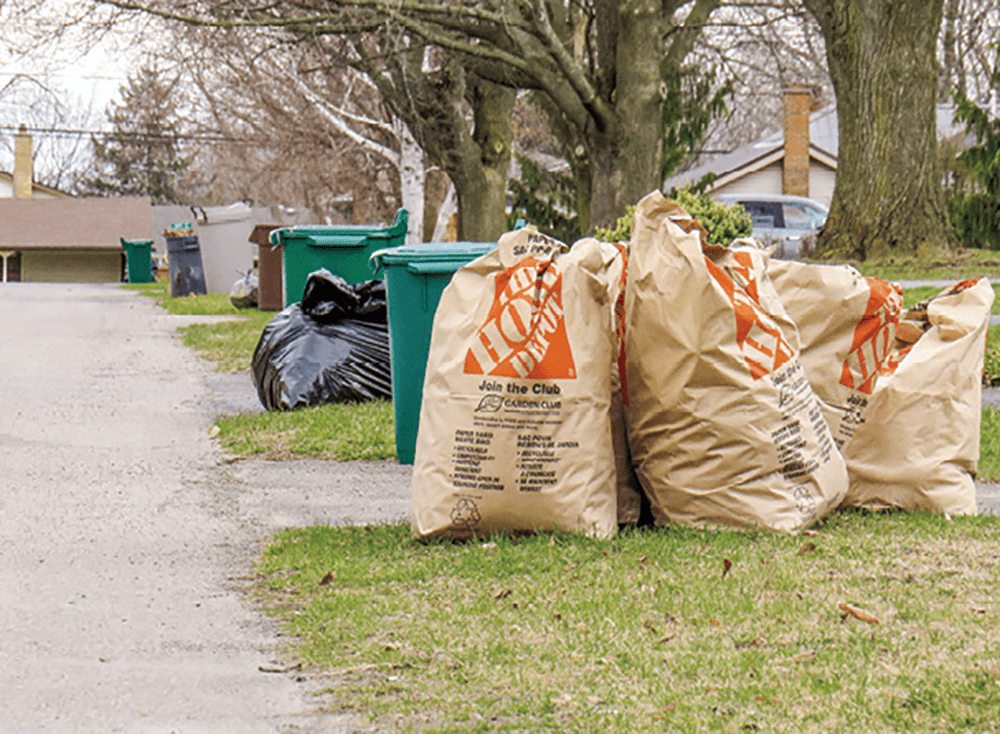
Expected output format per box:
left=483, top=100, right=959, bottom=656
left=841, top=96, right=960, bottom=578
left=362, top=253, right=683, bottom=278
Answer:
left=596, top=0, right=663, bottom=229
left=431, top=182, right=456, bottom=242
left=455, top=75, right=515, bottom=241
left=368, top=51, right=513, bottom=243
left=805, top=0, right=956, bottom=259
left=396, top=119, right=425, bottom=244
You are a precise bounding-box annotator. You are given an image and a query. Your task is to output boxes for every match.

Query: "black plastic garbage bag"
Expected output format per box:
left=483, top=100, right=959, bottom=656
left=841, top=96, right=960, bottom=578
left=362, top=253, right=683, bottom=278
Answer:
left=230, top=270, right=259, bottom=309
left=300, top=269, right=387, bottom=323
left=251, top=269, right=392, bottom=411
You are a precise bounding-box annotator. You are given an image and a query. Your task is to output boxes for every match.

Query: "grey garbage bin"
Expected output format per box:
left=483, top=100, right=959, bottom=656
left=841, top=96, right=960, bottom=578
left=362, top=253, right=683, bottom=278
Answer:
left=166, top=236, right=207, bottom=297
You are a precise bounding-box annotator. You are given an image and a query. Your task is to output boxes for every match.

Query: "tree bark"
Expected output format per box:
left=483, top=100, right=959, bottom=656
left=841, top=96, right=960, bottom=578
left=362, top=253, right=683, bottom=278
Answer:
left=459, top=74, right=515, bottom=241
left=804, top=0, right=956, bottom=259
left=360, top=47, right=514, bottom=243
left=395, top=120, right=426, bottom=244
left=586, top=0, right=664, bottom=230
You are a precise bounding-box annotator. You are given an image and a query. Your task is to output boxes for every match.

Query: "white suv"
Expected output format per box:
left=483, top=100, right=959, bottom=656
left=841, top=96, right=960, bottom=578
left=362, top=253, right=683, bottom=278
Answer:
left=714, top=193, right=828, bottom=260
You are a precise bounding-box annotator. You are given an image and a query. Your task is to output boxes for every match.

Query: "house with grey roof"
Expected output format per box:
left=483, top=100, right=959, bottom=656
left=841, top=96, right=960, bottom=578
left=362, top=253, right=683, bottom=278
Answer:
left=0, top=125, right=152, bottom=283
left=665, top=87, right=971, bottom=209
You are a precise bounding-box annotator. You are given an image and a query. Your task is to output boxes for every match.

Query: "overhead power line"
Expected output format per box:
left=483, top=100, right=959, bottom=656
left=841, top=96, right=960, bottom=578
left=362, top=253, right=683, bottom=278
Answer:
left=0, top=124, right=257, bottom=144
left=0, top=71, right=128, bottom=83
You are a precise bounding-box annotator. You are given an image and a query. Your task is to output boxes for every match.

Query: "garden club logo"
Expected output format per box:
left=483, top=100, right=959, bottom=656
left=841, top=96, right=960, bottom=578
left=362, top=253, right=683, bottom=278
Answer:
left=464, top=256, right=576, bottom=379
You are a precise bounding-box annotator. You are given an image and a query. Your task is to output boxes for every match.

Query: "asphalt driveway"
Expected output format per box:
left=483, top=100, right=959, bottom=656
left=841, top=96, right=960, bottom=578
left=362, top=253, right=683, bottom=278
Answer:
left=0, top=283, right=410, bottom=732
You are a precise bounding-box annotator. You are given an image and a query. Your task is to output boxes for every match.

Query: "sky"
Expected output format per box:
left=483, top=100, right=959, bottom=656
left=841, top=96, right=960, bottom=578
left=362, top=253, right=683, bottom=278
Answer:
left=0, top=28, right=137, bottom=177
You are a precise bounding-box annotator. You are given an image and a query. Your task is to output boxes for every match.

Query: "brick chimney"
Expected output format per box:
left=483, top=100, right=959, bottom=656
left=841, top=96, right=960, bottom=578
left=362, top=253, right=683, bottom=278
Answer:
left=14, top=123, right=32, bottom=198
left=782, top=86, right=812, bottom=198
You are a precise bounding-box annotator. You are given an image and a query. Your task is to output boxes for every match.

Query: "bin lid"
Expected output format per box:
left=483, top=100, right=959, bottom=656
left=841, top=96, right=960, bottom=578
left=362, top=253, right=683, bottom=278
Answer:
left=369, top=241, right=496, bottom=274
left=120, top=238, right=153, bottom=248
left=292, top=233, right=373, bottom=247
left=270, top=228, right=377, bottom=246
left=269, top=209, right=408, bottom=245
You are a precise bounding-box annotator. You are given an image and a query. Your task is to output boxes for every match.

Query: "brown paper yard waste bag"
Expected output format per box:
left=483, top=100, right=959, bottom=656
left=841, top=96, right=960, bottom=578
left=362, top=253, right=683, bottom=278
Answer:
left=410, top=229, right=620, bottom=539
left=607, top=240, right=647, bottom=525
left=842, top=278, right=993, bottom=515
left=623, top=191, right=848, bottom=532
left=767, top=261, right=903, bottom=449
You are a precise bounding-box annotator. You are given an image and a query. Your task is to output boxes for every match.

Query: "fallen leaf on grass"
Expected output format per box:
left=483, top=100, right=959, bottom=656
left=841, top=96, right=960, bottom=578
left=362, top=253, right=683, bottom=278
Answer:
left=798, top=542, right=817, bottom=555
left=654, top=633, right=676, bottom=644
left=259, top=662, right=302, bottom=674
left=318, top=571, right=335, bottom=586
left=208, top=425, right=221, bottom=439
left=723, top=558, right=733, bottom=577
left=710, top=618, right=721, bottom=626
left=839, top=603, right=879, bottom=625
left=735, top=636, right=766, bottom=649
left=493, top=588, right=512, bottom=600
left=791, top=650, right=816, bottom=663
left=652, top=703, right=676, bottom=719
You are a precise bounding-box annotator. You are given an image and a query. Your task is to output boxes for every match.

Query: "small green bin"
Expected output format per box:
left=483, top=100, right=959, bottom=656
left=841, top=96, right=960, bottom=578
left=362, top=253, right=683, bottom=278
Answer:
left=120, top=238, right=154, bottom=284
left=271, top=209, right=407, bottom=307
left=370, top=241, right=497, bottom=464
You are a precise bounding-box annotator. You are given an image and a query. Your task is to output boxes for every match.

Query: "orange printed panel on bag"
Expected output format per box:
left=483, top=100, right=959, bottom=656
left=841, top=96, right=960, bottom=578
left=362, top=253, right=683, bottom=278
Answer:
left=839, top=277, right=900, bottom=394
left=704, top=255, right=794, bottom=380
left=463, top=256, right=577, bottom=379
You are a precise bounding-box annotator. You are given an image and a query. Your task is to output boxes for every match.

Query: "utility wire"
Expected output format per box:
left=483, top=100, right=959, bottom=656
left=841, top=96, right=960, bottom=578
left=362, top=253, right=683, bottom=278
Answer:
left=0, top=124, right=257, bottom=144
left=0, top=71, right=128, bottom=82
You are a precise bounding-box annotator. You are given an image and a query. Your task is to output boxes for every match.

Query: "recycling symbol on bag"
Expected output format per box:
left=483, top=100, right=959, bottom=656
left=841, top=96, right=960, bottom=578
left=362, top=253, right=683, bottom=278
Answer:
left=450, top=498, right=482, bottom=529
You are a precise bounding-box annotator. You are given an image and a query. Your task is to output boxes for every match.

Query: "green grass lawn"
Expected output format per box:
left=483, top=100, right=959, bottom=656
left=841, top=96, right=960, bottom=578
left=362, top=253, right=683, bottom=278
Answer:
left=257, top=512, right=1000, bottom=732
left=125, top=269, right=1000, bottom=730
left=903, top=283, right=1000, bottom=313
left=215, top=401, right=396, bottom=460
left=851, top=249, right=1000, bottom=282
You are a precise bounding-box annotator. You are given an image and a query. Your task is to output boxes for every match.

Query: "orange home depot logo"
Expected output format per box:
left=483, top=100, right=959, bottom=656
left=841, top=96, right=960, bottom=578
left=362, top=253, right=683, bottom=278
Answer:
left=464, top=256, right=576, bottom=379
left=839, top=277, right=901, bottom=394
left=705, top=253, right=794, bottom=380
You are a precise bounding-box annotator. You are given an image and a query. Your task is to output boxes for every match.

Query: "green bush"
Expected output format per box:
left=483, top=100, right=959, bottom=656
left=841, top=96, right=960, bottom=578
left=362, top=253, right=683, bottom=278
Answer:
left=594, top=185, right=752, bottom=245
left=948, top=74, right=1000, bottom=249
left=507, top=153, right=581, bottom=244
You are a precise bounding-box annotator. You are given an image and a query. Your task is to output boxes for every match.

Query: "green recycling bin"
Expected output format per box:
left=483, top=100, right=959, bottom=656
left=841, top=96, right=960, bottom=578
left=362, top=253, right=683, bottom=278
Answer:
left=271, top=209, right=407, bottom=307
left=120, top=238, right=154, bottom=284
left=370, top=241, right=497, bottom=464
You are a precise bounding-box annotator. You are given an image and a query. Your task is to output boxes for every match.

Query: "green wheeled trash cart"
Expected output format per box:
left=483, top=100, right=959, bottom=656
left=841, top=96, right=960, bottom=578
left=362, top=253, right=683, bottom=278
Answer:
left=120, top=238, right=154, bottom=284
left=369, top=241, right=497, bottom=464
left=271, top=209, right=407, bottom=307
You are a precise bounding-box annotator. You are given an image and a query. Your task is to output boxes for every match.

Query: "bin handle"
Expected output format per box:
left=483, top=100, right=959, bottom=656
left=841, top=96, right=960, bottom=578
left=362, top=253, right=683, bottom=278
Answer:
left=406, top=261, right=469, bottom=275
